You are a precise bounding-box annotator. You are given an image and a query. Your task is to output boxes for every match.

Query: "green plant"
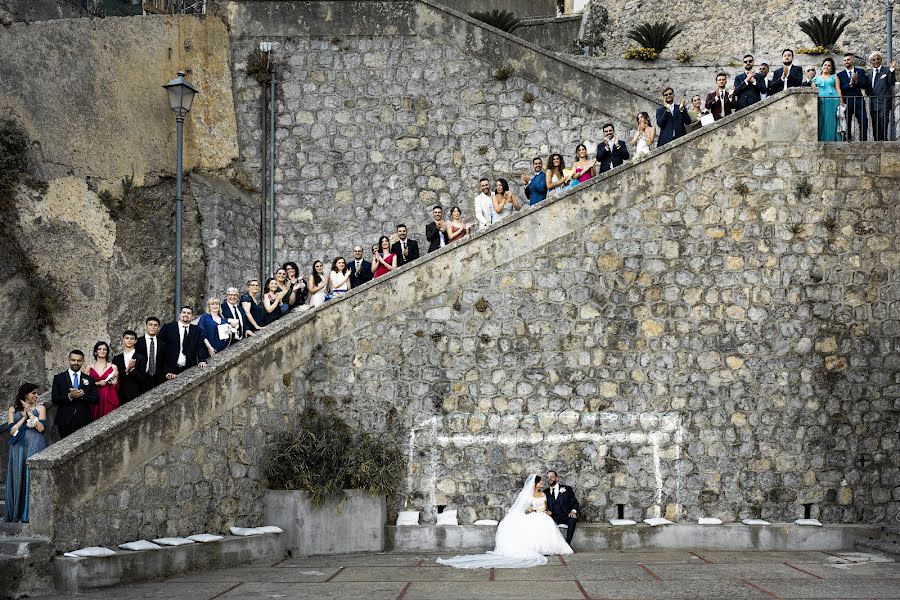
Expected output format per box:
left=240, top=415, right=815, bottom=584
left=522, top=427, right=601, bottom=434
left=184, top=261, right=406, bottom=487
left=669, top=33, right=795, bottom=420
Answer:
left=798, top=13, right=851, bottom=50
left=468, top=9, right=520, bottom=33
left=675, top=49, right=691, bottom=63
left=246, top=48, right=275, bottom=84
left=493, top=66, right=512, bottom=81
left=122, top=168, right=135, bottom=201
left=734, top=182, right=750, bottom=197
left=624, top=47, right=659, bottom=60
left=625, top=21, right=683, bottom=53
left=0, top=118, right=28, bottom=200
left=575, top=0, right=609, bottom=56
left=794, top=177, right=812, bottom=198
left=474, top=297, right=490, bottom=312
left=522, top=91, right=535, bottom=103
left=797, top=46, right=829, bottom=55
left=264, top=407, right=405, bottom=507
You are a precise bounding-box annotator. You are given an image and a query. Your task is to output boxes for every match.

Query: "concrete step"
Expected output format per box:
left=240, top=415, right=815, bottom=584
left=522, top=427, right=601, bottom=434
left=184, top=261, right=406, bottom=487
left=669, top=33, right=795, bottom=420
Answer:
left=0, top=537, right=54, bottom=600
left=855, top=536, right=900, bottom=559
left=883, top=524, right=900, bottom=542
left=0, top=521, right=27, bottom=538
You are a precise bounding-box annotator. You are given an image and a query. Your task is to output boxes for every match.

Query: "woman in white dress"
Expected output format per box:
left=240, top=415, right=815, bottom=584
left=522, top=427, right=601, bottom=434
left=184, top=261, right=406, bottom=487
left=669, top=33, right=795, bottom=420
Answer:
left=491, top=178, right=521, bottom=224
left=307, top=260, right=327, bottom=307
left=546, top=153, right=571, bottom=197
left=328, top=256, right=351, bottom=300
left=630, top=111, right=655, bottom=157
left=436, top=475, right=572, bottom=569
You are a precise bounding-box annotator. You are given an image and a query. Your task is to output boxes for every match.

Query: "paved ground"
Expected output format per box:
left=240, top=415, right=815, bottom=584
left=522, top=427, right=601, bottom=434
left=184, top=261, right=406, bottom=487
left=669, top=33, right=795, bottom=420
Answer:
left=45, top=550, right=900, bottom=599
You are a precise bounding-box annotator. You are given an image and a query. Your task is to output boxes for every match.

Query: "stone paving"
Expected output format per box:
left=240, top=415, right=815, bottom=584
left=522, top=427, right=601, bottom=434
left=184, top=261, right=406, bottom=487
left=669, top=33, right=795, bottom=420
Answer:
left=43, top=550, right=900, bottom=599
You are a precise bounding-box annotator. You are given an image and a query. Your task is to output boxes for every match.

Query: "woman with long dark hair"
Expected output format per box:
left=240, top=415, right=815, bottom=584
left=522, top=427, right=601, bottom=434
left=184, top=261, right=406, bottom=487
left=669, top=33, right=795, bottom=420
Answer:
left=491, top=178, right=521, bottom=224
left=373, top=236, right=397, bottom=279
left=4, top=382, right=47, bottom=522
left=546, top=153, right=570, bottom=196
left=571, top=143, right=596, bottom=185
left=811, top=57, right=843, bottom=142
left=261, top=276, right=288, bottom=325
left=282, top=261, right=308, bottom=308
left=88, top=340, right=119, bottom=420
left=630, top=112, right=655, bottom=156
left=328, top=257, right=352, bottom=299
left=308, top=260, right=328, bottom=307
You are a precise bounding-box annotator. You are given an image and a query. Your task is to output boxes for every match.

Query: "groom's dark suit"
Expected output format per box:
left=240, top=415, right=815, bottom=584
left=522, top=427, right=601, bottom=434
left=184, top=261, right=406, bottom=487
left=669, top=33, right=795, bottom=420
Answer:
left=544, top=483, right=579, bottom=544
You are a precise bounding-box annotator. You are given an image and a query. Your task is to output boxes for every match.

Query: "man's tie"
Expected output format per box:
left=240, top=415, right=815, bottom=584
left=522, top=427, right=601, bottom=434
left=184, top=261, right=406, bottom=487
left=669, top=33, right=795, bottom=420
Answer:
left=182, top=326, right=188, bottom=351
left=148, top=339, right=156, bottom=375
left=73, top=372, right=79, bottom=389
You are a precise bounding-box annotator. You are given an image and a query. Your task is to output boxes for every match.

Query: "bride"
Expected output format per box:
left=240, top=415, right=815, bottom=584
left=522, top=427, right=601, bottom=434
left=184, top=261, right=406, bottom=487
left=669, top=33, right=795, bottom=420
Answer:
left=436, top=475, right=573, bottom=569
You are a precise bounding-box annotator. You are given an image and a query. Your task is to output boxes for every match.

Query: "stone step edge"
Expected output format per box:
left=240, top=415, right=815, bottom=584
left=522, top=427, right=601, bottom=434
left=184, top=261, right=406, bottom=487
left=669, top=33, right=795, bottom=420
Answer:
left=855, top=538, right=900, bottom=559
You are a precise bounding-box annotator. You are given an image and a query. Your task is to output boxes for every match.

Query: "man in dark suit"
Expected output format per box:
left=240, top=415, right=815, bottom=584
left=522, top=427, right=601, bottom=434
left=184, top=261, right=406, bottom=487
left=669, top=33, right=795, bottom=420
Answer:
left=768, top=49, right=804, bottom=97
left=544, top=469, right=580, bottom=545
left=159, top=306, right=209, bottom=380
left=837, top=53, right=873, bottom=140
left=222, top=287, right=253, bottom=342
left=425, top=205, right=449, bottom=253
left=867, top=51, right=896, bottom=141
left=733, top=54, right=766, bottom=110
left=111, top=330, right=146, bottom=404
left=51, top=349, right=99, bottom=438
left=348, top=245, right=373, bottom=288
left=135, top=316, right=165, bottom=394
left=595, top=123, right=630, bottom=173
left=390, top=224, right=420, bottom=268
left=655, top=87, right=691, bottom=147
left=705, top=72, right=734, bottom=121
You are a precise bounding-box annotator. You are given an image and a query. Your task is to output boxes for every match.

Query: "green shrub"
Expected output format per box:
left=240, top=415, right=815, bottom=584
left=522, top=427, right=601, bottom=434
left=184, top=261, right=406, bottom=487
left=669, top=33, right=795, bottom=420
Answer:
left=575, top=0, right=609, bottom=56
left=468, top=9, right=520, bottom=33
left=799, top=13, right=851, bottom=50
left=625, top=21, right=683, bottom=54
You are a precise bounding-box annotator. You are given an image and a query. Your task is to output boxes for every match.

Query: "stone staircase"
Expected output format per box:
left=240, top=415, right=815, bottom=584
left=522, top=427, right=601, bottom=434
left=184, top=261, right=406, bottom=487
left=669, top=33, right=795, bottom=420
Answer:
left=0, top=484, right=54, bottom=599
left=855, top=524, right=900, bottom=559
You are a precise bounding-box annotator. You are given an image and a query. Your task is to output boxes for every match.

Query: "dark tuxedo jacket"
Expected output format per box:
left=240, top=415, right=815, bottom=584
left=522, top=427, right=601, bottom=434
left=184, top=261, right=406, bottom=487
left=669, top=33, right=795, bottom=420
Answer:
left=51, top=370, right=98, bottom=431
left=349, top=259, right=373, bottom=288
left=595, top=139, right=630, bottom=173
left=135, top=335, right=166, bottom=391
left=425, top=222, right=449, bottom=253
left=221, top=301, right=249, bottom=340
left=704, top=88, right=734, bottom=121
left=544, top=484, right=580, bottom=520
left=869, top=65, right=896, bottom=98
left=655, top=104, right=691, bottom=146
left=767, top=65, right=804, bottom=95
left=733, top=72, right=766, bottom=109
left=159, top=321, right=209, bottom=376
left=390, top=239, right=420, bottom=267
left=837, top=67, right=872, bottom=100
left=111, top=351, right=147, bottom=404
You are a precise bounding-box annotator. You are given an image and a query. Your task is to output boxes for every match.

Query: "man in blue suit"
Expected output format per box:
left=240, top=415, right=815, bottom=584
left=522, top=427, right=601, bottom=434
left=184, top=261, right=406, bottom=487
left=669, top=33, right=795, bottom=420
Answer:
left=837, top=53, right=872, bottom=140
left=521, top=157, right=547, bottom=205
left=656, top=87, right=691, bottom=147
left=733, top=54, right=766, bottom=110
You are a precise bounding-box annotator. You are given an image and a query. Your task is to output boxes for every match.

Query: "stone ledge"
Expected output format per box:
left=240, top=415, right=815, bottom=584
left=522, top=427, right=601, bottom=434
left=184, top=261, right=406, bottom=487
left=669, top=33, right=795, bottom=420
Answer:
left=52, top=533, right=286, bottom=594
left=386, top=524, right=883, bottom=553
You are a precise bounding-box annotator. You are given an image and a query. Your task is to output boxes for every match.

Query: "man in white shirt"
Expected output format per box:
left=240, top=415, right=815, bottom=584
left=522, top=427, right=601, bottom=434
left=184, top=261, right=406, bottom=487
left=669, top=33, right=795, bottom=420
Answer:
left=544, top=469, right=580, bottom=545
left=160, top=306, right=208, bottom=380
left=135, top=316, right=164, bottom=394
left=112, top=330, right=147, bottom=404
left=222, top=287, right=253, bottom=341
left=474, top=178, right=493, bottom=230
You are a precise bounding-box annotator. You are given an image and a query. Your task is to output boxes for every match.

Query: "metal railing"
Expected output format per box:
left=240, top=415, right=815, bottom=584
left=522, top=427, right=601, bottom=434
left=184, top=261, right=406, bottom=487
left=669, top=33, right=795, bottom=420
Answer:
left=815, top=90, right=899, bottom=142
left=142, top=0, right=205, bottom=15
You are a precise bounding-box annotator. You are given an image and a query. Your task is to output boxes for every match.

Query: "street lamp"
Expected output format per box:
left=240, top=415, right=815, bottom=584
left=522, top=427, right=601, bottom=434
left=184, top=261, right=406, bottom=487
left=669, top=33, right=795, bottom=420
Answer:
left=163, top=71, right=199, bottom=320
left=888, top=0, right=895, bottom=64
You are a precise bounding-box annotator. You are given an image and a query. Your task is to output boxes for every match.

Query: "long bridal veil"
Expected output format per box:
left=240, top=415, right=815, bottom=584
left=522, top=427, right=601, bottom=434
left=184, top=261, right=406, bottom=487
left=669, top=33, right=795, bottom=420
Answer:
left=435, top=474, right=549, bottom=569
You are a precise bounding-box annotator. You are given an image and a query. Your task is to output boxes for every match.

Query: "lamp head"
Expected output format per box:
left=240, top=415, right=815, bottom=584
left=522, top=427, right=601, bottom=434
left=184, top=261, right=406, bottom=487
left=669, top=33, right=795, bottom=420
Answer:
left=163, top=71, right=199, bottom=118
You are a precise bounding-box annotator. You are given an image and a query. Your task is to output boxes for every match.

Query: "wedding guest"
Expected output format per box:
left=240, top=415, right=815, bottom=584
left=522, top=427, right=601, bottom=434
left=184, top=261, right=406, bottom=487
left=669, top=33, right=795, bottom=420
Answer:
left=705, top=72, right=734, bottom=121
left=199, top=297, right=230, bottom=357
left=262, top=277, right=288, bottom=324
left=446, top=206, right=472, bottom=242
left=87, top=340, right=119, bottom=421
left=768, top=49, right=804, bottom=96
left=758, top=62, right=770, bottom=99
left=570, top=144, right=596, bottom=184
left=812, top=57, right=843, bottom=142
left=630, top=112, right=656, bottom=155
left=112, top=330, right=145, bottom=404
left=282, top=262, right=308, bottom=308
left=135, top=317, right=164, bottom=394
left=546, top=153, right=570, bottom=195
left=222, top=287, right=253, bottom=341
left=307, top=262, right=328, bottom=307
left=474, top=178, right=493, bottom=229
left=241, top=279, right=266, bottom=332
left=4, top=383, right=47, bottom=522
left=491, top=178, right=521, bottom=223
left=390, top=224, right=420, bottom=267
left=373, top=236, right=397, bottom=278
left=50, top=349, right=98, bottom=438
left=160, top=306, right=208, bottom=380
left=349, top=246, right=373, bottom=287
left=687, top=95, right=703, bottom=131
left=520, top=157, right=548, bottom=205
left=329, top=257, right=352, bottom=299
left=733, top=55, right=766, bottom=110
left=838, top=53, right=872, bottom=140
left=802, top=67, right=817, bottom=86
left=656, top=87, right=691, bottom=146
left=426, top=205, right=449, bottom=252
left=868, top=52, right=897, bottom=141
left=273, top=267, right=300, bottom=311
left=596, top=124, right=629, bottom=173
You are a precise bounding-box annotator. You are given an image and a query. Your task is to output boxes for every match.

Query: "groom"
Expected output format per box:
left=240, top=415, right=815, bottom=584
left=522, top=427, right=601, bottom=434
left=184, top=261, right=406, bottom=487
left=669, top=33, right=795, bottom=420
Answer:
left=545, top=469, right=579, bottom=545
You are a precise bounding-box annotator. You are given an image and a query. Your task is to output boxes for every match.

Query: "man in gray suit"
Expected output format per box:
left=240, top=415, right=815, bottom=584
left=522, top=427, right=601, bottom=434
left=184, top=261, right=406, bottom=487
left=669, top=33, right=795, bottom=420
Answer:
left=868, top=52, right=896, bottom=141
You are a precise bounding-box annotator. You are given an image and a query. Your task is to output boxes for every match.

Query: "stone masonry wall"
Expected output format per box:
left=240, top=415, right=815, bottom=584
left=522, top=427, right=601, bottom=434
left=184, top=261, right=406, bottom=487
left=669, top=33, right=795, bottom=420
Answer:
left=27, top=92, right=899, bottom=551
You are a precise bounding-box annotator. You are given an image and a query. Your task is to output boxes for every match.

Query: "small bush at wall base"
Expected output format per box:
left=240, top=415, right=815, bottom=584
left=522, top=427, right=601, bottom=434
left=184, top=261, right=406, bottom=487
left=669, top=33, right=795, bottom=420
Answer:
left=625, top=21, right=683, bottom=54
left=624, top=47, right=659, bottom=60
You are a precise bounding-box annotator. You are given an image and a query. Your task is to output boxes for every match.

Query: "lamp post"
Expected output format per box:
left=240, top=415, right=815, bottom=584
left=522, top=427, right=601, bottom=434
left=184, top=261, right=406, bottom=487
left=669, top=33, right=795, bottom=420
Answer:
left=888, top=0, right=895, bottom=140
left=163, top=71, right=199, bottom=321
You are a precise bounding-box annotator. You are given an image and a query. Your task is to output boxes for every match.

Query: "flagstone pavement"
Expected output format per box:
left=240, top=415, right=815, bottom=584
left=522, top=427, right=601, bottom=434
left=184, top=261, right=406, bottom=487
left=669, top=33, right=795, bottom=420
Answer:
left=45, top=550, right=900, bottom=599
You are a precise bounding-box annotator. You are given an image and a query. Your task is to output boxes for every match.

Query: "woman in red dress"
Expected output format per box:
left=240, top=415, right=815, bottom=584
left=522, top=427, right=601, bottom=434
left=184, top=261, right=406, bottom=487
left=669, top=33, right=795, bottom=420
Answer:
left=88, top=340, right=120, bottom=420
left=446, top=206, right=472, bottom=243
left=372, top=235, right=397, bottom=279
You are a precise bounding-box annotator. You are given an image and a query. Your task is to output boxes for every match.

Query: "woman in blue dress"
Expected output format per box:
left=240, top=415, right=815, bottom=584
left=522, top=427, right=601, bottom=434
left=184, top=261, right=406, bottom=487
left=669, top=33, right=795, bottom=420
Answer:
left=812, top=57, right=844, bottom=142
left=4, top=382, right=48, bottom=522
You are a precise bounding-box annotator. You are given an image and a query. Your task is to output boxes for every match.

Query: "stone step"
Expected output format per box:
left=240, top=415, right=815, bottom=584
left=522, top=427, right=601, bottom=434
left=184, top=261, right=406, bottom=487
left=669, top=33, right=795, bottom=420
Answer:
left=0, top=521, right=26, bottom=538
left=883, top=524, right=900, bottom=542
left=0, top=537, right=54, bottom=600
left=855, top=537, right=900, bottom=560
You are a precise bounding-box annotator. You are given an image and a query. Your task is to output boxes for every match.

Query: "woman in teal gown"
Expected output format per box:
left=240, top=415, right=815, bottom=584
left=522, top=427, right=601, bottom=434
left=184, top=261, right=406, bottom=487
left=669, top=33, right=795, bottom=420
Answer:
left=4, top=383, right=48, bottom=522
left=812, top=57, right=844, bottom=142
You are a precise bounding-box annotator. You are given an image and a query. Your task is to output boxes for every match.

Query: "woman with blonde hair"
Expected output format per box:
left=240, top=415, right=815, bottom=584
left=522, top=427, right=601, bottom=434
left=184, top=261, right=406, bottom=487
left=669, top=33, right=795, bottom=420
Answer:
left=199, top=296, right=231, bottom=357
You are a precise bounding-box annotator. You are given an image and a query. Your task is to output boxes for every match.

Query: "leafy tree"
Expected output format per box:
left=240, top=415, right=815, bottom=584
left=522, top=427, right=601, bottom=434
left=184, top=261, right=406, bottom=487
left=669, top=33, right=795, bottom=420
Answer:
left=577, top=0, right=610, bottom=56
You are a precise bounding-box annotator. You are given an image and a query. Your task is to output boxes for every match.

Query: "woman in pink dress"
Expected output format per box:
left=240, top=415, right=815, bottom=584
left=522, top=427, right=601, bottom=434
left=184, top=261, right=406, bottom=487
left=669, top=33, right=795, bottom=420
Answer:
left=446, top=206, right=472, bottom=243
left=88, top=340, right=120, bottom=420
left=571, top=143, right=596, bottom=185
left=372, top=236, right=397, bottom=279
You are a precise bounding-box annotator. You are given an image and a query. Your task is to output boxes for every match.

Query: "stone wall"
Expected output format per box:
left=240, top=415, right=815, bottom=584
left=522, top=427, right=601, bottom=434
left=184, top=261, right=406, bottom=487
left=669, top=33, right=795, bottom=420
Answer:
left=0, top=0, right=84, bottom=24
left=28, top=91, right=900, bottom=552
left=515, top=14, right=583, bottom=54
left=223, top=0, right=652, bottom=270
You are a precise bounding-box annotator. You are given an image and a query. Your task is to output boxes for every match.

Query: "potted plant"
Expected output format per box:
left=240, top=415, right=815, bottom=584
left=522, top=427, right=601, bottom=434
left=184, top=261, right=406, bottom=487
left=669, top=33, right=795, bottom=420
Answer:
left=263, top=406, right=404, bottom=555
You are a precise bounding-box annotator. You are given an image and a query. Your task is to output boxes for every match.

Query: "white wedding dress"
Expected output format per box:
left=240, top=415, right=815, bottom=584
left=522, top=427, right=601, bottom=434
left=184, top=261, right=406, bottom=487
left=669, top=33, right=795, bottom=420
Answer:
left=436, top=475, right=573, bottom=569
